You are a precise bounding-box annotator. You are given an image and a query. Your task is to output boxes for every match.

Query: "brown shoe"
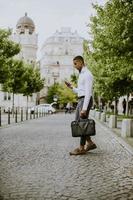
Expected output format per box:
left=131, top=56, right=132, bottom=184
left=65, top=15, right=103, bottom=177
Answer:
left=85, top=143, right=97, bottom=151
left=69, top=148, right=86, bottom=156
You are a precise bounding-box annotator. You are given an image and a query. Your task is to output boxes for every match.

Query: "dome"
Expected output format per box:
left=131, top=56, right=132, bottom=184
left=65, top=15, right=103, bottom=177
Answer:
left=16, top=13, right=35, bottom=34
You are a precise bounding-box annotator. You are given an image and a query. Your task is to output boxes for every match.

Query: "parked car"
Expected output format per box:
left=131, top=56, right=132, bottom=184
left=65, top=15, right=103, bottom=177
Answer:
left=28, top=103, right=56, bottom=114
left=40, top=103, right=56, bottom=114
left=4, top=107, right=12, bottom=114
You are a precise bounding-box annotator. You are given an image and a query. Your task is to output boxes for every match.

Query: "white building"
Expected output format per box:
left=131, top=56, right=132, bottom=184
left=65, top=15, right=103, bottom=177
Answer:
left=40, top=27, right=84, bottom=102
left=12, top=13, right=38, bottom=64
left=0, top=13, right=38, bottom=110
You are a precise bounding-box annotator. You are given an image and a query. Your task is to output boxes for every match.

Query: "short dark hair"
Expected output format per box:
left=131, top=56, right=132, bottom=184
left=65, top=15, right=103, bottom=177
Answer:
left=73, top=55, right=84, bottom=64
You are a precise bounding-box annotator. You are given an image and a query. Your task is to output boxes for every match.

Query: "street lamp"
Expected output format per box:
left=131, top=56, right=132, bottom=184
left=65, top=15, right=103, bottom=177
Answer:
left=53, top=95, right=58, bottom=102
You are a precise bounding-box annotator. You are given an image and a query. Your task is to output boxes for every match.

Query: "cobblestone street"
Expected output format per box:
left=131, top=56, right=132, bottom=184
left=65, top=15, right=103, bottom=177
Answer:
left=0, top=113, right=133, bottom=200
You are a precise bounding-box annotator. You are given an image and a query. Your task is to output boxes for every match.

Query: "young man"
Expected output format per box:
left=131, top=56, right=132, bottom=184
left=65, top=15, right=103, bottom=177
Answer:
left=65, top=55, right=97, bottom=155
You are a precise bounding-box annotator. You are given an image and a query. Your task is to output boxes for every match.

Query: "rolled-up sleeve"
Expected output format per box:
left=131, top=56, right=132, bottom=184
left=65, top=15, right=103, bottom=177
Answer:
left=82, top=74, right=93, bottom=110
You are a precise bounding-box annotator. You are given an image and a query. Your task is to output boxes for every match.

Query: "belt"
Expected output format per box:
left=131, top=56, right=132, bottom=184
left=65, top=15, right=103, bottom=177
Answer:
left=78, top=96, right=85, bottom=99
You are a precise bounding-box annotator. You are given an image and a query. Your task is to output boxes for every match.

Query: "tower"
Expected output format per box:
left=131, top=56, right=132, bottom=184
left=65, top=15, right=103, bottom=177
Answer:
left=2, top=13, right=39, bottom=108
left=11, top=12, right=38, bottom=65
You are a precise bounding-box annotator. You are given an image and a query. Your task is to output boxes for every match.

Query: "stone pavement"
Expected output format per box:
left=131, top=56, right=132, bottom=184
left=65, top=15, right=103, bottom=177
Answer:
left=0, top=113, right=133, bottom=200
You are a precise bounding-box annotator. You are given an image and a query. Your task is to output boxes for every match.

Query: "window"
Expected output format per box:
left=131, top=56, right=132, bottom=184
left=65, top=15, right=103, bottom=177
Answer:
left=8, top=93, right=11, bottom=100
left=4, top=92, right=11, bottom=101
left=4, top=92, right=7, bottom=100
left=65, top=50, right=68, bottom=55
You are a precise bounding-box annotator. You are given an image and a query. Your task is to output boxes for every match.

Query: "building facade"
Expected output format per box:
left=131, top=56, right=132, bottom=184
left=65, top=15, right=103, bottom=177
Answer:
left=0, top=13, right=38, bottom=110
left=40, top=27, right=84, bottom=101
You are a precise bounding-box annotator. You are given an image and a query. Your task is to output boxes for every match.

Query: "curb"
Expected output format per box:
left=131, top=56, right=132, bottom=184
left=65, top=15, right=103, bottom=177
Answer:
left=94, top=118, right=133, bottom=156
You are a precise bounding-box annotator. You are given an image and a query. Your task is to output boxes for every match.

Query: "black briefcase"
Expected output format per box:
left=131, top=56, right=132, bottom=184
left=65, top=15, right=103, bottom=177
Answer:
left=71, top=118, right=96, bottom=137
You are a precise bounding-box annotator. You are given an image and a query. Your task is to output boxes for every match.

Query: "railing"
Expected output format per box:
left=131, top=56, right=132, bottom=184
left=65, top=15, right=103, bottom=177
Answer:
left=0, top=107, right=50, bottom=127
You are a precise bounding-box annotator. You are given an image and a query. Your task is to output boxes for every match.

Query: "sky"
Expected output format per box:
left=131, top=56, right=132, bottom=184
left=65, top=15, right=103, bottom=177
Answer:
left=0, top=0, right=107, bottom=58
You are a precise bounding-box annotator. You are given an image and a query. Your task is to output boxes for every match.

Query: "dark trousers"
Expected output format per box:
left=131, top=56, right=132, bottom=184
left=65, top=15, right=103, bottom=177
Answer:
left=75, top=96, right=93, bottom=146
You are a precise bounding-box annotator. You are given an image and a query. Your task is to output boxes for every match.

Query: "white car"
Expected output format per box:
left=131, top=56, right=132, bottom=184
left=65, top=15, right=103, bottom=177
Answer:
left=28, top=103, right=56, bottom=114
left=4, top=107, right=12, bottom=113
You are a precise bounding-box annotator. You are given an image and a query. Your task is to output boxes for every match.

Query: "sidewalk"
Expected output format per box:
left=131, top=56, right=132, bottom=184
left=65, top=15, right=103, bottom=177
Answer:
left=0, top=113, right=133, bottom=200
left=101, top=114, right=133, bottom=151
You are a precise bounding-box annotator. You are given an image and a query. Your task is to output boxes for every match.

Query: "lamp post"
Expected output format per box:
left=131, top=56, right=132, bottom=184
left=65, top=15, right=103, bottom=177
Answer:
left=53, top=95, right=58, bottom=109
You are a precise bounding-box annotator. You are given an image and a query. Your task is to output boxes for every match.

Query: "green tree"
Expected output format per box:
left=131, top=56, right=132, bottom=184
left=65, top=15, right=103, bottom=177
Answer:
left=58, top=83, right=77, bottom=105
left=47, top=83, right=60, bottom=103
left=22, top=65, right=44, bottom=107
left=70, top=73, right=78, bottom=85
left=0, top=29, right=20, bottom=83
left=2, top=60, right=26, bottom=113
left=85, top=0, right=133, bottom=113
left=47, top=83, right=77, bottom=106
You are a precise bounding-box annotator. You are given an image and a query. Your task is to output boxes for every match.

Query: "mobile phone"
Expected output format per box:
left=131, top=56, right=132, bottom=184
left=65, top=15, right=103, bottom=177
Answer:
left=65, top=81, right=71, bottom=87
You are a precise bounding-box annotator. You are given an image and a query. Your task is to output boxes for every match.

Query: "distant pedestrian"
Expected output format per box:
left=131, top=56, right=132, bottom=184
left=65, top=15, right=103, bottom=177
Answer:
left=128, top=98, right=133, bottom=115
left=99, top=102, right=103, bottom=112
left=122, top=98, right=126, bottom=115
left=65, top=102, right=71, bottom=114
left=65, top=55, right=97, bottom=155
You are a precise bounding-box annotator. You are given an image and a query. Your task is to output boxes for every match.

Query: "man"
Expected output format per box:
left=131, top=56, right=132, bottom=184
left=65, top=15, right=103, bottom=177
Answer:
left=65, top=55, right=97, bottom=155
left=122, top=98, right=126, bottom=115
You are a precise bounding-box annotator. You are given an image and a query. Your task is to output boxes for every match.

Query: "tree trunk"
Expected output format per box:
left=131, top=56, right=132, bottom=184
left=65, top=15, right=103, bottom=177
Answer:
left=12, top=93, right=15, bottom=117
left=126, top=94, right=129, bottom=116
left=114, top=98, right=118, bottom=115
left=27, top=96, right=29, bottom=110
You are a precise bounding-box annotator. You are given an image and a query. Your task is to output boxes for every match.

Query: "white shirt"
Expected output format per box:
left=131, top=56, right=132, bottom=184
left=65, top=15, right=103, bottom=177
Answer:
left=73, top=66, right=93, bottom=110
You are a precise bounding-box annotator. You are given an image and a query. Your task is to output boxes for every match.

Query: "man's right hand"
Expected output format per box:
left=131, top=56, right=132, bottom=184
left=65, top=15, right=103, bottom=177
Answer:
left=80, top=110, right=87, bottom=118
